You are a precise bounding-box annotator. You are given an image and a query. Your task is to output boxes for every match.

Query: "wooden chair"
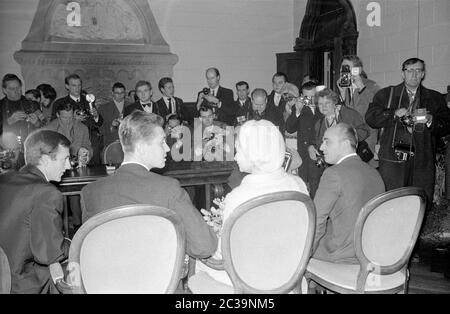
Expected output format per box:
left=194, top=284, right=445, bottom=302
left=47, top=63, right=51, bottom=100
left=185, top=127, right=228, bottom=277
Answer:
left=53, top=204, right=186, bottom=293
left=189, top=191, right=316, bottom=294
left=305, top=187, right=426, bottom=294
left=0, top=246, right=11, bottom=294
left=102, top=140, right=124, bottom=165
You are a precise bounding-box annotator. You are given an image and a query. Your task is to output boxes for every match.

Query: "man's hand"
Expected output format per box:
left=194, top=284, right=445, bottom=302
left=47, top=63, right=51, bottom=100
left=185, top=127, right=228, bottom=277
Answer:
left=203, top=95, right=219, bottom=104
left=111, top=118, right=121, bottom=128
left=308, top=145, right=319, bottom=161
left=294, top=98, right=305, bottom=113
left=74, top=111, right=87, bottom=122
left=90, top=107, right=99, bottom=120
left=77, top=147, right=90, bottom=166
left=27, top=113, right=39, bottom=126
left=284, top=99, right=295, bottom=116
left=395, top=108, right=408, bottom=118
left=352, top=73, right=365, bottom=90
left=7, top=111, right=27, bottom=125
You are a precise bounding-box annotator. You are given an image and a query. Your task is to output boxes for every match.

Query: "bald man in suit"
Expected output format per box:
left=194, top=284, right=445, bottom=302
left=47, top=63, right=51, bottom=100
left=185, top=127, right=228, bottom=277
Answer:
left=313, top=123, right=385, bottom=264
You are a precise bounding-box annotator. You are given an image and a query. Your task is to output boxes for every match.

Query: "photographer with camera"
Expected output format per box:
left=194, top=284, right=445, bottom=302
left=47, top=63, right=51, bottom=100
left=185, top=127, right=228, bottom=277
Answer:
left=52, top=74, right=103, bottom=165
left=366, top=58, right=450, bottom=208
left=196, top=68, right=235, bottom=126
left=337, top=56, right=380, bottom=166
left=1, top=74, right=43, bottom=168
left=284, top=81, right=323, bottom=197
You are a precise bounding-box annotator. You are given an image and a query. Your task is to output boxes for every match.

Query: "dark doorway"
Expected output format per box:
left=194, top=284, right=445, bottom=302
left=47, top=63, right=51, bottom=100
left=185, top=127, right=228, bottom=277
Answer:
left=277, top=0, right=358, bottom=90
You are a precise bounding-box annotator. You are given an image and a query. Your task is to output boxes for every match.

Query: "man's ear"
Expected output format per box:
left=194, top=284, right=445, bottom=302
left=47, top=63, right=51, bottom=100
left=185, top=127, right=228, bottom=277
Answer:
left=40, top=154, right=51, bottom=167
left=401, top=71, right=406, bottom=81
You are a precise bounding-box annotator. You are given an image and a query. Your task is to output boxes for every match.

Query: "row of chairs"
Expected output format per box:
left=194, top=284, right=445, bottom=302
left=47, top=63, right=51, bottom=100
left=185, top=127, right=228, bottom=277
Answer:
left=0, top=187, right=425, bottom=294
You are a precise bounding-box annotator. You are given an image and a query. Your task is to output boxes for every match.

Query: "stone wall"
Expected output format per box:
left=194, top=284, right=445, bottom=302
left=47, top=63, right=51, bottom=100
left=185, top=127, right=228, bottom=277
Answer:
left=0, top=0, right=294, bottom=100
left=292, top=0, right=449, bottom=93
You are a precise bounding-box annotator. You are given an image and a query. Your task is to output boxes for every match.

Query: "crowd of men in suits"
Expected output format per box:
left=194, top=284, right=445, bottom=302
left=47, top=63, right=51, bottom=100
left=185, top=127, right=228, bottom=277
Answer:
left=1, top=56, right=450, bottom=293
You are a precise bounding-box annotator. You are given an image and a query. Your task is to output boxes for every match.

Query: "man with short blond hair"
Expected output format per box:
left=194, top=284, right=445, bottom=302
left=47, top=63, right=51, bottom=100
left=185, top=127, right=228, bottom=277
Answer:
left=81, top=111, right=217, bottom=262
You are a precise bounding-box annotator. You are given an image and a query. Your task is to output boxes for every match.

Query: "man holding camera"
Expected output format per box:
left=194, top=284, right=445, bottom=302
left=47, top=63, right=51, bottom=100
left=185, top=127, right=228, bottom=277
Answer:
left=196, top=68, right=235, bottom=126
left=1, top=74, right=43, bottom=147
left=337, top=55, right=380, bottom=166
left=52, top=74, right=103, bottom=165
left=285, top=81, right=323, bottom=197
left=98, top=82, right=130, bottom=147
left=366, top=58, right=450, bottom=206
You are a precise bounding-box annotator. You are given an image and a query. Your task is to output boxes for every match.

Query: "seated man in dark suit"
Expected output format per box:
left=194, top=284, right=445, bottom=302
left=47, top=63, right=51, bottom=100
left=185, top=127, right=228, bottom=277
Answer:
left=156, top=77, right=184, bottom=122
left=0, top=130, right=72, bottom=293
left=196, top=68, right=236, bottom=126
left=123, top=80, right=158, bottom=117
left=234, top=81, right=252, bottom=126
left=313, top=123, right=385, bottom=264
left=81, top=111, right=218, bottom=261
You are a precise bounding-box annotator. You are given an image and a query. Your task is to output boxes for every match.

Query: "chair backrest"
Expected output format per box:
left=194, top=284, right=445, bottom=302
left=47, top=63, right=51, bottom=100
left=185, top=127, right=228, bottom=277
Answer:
left=102, top=140, right=124, bottom=165
left=221, top=191, right=316, bottom=293
left=0, top=246, right=11, bottom=294
left=67, top=205, right=185, bottom=294
left=354, top=187, right=426, bottom=292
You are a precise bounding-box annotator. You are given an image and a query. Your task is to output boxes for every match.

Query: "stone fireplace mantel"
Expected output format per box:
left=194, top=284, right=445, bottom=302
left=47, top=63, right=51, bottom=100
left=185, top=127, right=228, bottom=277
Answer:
left=14, top=0, right=178, bottom=102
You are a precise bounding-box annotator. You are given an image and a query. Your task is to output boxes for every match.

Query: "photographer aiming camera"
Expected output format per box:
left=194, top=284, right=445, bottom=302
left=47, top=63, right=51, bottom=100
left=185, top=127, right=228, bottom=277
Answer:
left=337, top=56, right=380, bottom=166
left=196, top=68, right=235, bottom=126
left=284, top=81, right=324, bottom=197
left=366, top=57, right=450, bottom=208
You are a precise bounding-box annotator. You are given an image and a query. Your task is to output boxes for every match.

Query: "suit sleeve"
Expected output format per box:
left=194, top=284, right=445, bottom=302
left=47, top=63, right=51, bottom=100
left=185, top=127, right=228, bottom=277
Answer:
left=168, top=180, right=218, bottom=259
left=349, top=109, right=371, bottom=142
left=285, top=107, right=299, bottom=134
left=365, top=88, right=397, bottom=129
left=430, top=93, right=450, bottom=138
left=313, top=168, right=340, bottom=251
left=219, top=89, right=237, bottom=117
left=30, top=186, right=69, bottom=265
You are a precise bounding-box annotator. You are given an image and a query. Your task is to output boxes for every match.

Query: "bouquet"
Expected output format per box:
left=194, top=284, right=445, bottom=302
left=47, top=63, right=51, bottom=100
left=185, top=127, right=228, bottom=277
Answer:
left=200, top=197, right=225, bottom=236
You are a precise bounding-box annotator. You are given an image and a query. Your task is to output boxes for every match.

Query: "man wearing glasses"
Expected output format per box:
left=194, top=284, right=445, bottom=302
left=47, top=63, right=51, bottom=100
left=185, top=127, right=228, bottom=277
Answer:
left=366, top=58, right=450, bottom=208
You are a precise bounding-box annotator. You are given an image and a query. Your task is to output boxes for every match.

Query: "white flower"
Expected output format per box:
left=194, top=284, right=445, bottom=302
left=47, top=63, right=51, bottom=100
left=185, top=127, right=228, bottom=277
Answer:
left=200, top=197, right=225, bottom=236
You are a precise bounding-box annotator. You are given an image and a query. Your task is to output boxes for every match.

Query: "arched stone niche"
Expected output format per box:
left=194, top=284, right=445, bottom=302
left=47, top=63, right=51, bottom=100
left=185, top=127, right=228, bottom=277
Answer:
left=277, top=0, right=358, bottom=89
left=14, top=0, right=178, bottom=103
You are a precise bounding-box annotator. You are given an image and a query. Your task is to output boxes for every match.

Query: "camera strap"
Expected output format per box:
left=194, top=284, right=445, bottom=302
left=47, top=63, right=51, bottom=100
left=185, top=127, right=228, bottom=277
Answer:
left=377, top=86, right=394, bottom=143
left=391, top=86, right=414, bottom=156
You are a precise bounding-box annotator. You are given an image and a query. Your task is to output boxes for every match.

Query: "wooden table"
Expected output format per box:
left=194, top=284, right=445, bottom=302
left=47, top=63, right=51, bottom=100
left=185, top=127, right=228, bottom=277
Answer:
left=57, top=161, right=235, bottom=235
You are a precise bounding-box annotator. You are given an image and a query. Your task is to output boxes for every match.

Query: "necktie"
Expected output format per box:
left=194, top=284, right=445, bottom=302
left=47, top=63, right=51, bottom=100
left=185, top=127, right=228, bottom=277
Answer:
left=211, top=90, right=215, bottom=97
left=275, top=93, right=280, bottom=106
left=168, top=98, right=174, bottom=113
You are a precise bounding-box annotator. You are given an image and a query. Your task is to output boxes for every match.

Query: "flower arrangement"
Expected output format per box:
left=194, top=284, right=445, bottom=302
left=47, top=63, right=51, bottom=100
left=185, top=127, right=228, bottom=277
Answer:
left=200, top=197, right=225, bottom=236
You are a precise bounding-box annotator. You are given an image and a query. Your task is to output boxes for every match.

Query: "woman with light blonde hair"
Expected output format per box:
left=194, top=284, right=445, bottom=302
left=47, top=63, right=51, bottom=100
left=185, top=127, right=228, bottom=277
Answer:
left=193, top=119, right=308, bottom=287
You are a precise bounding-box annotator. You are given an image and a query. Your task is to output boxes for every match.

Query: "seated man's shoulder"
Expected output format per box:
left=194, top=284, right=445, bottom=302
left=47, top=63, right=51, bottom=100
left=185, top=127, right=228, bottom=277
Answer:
left=149, top=171, right=182, bottom=189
